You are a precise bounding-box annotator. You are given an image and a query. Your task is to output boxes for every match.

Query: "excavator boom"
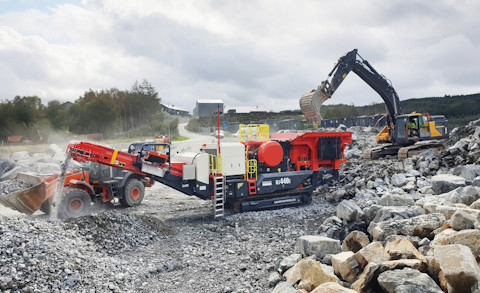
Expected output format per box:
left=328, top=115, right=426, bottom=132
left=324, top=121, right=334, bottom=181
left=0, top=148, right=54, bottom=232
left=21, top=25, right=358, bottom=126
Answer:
left=300, top=49, right=402, bottom=123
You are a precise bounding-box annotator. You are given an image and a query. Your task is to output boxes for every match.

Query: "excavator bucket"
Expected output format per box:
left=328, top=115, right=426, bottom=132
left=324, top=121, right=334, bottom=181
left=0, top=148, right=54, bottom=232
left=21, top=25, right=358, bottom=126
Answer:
left=299, top=82, right=331, bottom=124
left=0, top=173, right=58, bottom=215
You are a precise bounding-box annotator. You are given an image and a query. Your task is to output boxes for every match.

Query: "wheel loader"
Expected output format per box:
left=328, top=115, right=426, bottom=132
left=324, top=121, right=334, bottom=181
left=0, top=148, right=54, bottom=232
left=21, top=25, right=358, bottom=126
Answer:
left=0, top=162, right=152, bottom=218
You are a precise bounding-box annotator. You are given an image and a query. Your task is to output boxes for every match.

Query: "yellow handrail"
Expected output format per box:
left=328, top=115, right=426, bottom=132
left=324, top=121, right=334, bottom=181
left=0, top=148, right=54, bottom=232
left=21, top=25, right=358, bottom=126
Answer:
left=239, top=124, right=269, bottom=142
left=209, top=154, right=223, bottom=175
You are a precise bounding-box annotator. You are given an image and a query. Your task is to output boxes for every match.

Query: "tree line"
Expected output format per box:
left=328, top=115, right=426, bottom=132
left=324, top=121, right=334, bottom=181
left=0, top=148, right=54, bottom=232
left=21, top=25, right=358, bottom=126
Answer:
left=0, top=80, right=178, bottom=142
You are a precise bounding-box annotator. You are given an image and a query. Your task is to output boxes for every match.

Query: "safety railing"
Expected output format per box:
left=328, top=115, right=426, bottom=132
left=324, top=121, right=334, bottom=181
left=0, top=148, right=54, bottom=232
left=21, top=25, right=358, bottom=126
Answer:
left=209, top=154, right=223, bottom=175
left=239, top=124, right=270, bottom=142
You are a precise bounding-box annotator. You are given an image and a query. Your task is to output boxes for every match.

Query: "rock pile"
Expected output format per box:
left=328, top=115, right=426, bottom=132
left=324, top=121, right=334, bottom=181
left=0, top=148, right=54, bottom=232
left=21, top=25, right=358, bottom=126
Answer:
left=0, top=179, right=32, bottom=196
left=270, top=120, right=480, bottom=292
left=0, top=210, right=169, bottom=292
left=0, top=144, right=67, bottom=182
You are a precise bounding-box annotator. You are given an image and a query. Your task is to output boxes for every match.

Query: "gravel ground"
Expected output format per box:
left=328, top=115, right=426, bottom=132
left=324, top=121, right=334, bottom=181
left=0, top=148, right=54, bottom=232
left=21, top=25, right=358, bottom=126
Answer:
left=0, top=182, right=337, bottom=293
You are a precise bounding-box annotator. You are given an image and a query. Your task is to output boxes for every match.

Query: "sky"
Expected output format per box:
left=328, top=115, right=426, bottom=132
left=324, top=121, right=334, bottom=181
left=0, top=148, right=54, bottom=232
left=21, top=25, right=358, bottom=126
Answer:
left=0, top=0, right=479, bottom=113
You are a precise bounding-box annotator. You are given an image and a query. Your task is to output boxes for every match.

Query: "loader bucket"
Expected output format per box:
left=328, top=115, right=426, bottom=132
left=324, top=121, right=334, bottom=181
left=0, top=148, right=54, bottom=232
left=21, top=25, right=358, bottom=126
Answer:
left=0, top=173, right=59, bottom=215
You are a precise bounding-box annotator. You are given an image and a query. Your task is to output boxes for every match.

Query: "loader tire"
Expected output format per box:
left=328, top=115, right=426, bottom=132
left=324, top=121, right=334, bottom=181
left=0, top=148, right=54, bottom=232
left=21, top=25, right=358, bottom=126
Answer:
left=57, top=189, right=92, bottom=219
left=120, top=179, right=145, bottom=208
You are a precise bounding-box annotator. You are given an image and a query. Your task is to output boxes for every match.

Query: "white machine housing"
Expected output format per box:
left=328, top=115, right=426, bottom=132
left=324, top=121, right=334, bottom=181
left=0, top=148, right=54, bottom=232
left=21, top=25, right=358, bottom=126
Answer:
left=170, top=152, right=210, bottom=184
left=201, top=142, right=246, bottom=176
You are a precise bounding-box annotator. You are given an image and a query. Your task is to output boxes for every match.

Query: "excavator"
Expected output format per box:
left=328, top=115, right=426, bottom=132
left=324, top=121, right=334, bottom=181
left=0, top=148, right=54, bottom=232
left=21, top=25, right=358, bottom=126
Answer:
left=300, top=49, right=449, bottom=159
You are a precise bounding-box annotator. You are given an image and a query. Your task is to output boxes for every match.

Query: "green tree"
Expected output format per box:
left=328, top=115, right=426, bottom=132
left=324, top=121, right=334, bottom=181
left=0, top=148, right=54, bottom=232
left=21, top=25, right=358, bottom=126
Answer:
left=46, top=100, right=69, bottom=130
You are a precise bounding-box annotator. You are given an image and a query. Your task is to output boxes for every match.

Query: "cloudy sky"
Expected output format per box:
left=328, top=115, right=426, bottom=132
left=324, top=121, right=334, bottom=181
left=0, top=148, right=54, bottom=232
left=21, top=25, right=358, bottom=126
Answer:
left=0, top=0, right=479, bottom=112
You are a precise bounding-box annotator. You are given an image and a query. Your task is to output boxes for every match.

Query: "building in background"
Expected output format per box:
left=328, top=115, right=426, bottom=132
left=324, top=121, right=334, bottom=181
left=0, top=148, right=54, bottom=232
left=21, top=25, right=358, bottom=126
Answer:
left=161, top=104, right=190, bottom=117
left=193, top=99, right=224, bottom=117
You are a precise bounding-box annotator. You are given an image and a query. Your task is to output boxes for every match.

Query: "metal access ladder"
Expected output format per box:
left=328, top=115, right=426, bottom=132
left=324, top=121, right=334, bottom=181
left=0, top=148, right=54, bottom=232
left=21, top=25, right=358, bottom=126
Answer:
left=213, top=176, right=226, bottom=218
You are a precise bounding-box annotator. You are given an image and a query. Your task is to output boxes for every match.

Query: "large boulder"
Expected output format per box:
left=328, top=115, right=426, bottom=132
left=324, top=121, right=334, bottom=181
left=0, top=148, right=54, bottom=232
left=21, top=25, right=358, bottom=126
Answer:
left=432, top=229, right=480, bottom=261
left=366, top=205, right=425, bottom=230
left=449, top=209, right=477, bottom=230
left=459, top=164, right=480, bottom=180
left=430, top=244, right=480, bottom=293
left=336, top=200, right=365, bottom=222
left=351, top=259, right=432, bottom=292
left=341, top=230, right=370, bottom=253
left=378, top=193, right=414, bottom=207
left=384, top=238, right=427, bottom=269
left=377, top=267, right=443, bottom=293
left=283, top=258, right=341, bottom=290
left=295, top=236, right=341, bottom=259
left=331, top=251, right=362, bottom=283
left=371, top=213, right=445, bottom=241
left=423, top=203, right=480, bottom=220
left=431, top=174, right=466, bottom=194
left=354, top=242, right=389, bottom=269
left=443, top=186, right=480, bottom=206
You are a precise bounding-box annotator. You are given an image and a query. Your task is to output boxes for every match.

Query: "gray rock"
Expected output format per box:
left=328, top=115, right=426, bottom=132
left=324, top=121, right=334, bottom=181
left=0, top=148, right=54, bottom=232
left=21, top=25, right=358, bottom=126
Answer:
left=431, top=174, right=466, bottom=194
left=0, top=159, right=15, bottom=178
left=11, top=151, right=30, bottom=162
left=363, top=204, right=383, bottom=221
left=371, top=213, right=446, bottom=241
left=378, top=193, right=414, bottom=207
left=371, top=205, right=425, bottom=224
left=0, top=166, right=22, bottom=181
left=344, top=148, right=363, bottom=159
left=444, top=186, right=480, bottom=206
left=459, top=164, right=480, bottom=180
left=402, top=181, right=416, bottom=193
left=336, top=200, right=365, bottom=222
left=391, top=174, right=408, bottom=186
left=407, top=169, right=421, bottom=177
left=278, top=254, right=302, bottom=274
left=473, top=176, right=480, bottom=187
left=295, top=235, right=341, bottom=259
left=374, top=178, right=385, bottom=188
left=449, top=209, right=477, bottom=230
left=377, top=267, right=443, bottom=293
left=268, top=272, right=283, bottom=287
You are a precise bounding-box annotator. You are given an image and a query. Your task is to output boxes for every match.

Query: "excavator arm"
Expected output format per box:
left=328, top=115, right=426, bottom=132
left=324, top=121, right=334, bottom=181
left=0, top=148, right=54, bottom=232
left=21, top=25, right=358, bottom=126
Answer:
left=300, top=49, right=402, bottom=123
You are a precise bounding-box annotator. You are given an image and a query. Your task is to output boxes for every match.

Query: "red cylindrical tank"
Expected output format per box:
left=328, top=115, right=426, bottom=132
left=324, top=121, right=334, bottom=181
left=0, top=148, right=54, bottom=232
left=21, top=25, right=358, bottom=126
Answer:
left=257, top=140, right=283, bottom=167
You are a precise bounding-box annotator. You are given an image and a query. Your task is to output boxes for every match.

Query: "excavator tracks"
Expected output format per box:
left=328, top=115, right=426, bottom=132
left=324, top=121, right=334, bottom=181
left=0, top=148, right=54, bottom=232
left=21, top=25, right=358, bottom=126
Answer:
left=363, top=142, right=445, bottom=160
left=363, top=145, right=401, bottom=160
left=397, top=142, right=445, bottom=160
